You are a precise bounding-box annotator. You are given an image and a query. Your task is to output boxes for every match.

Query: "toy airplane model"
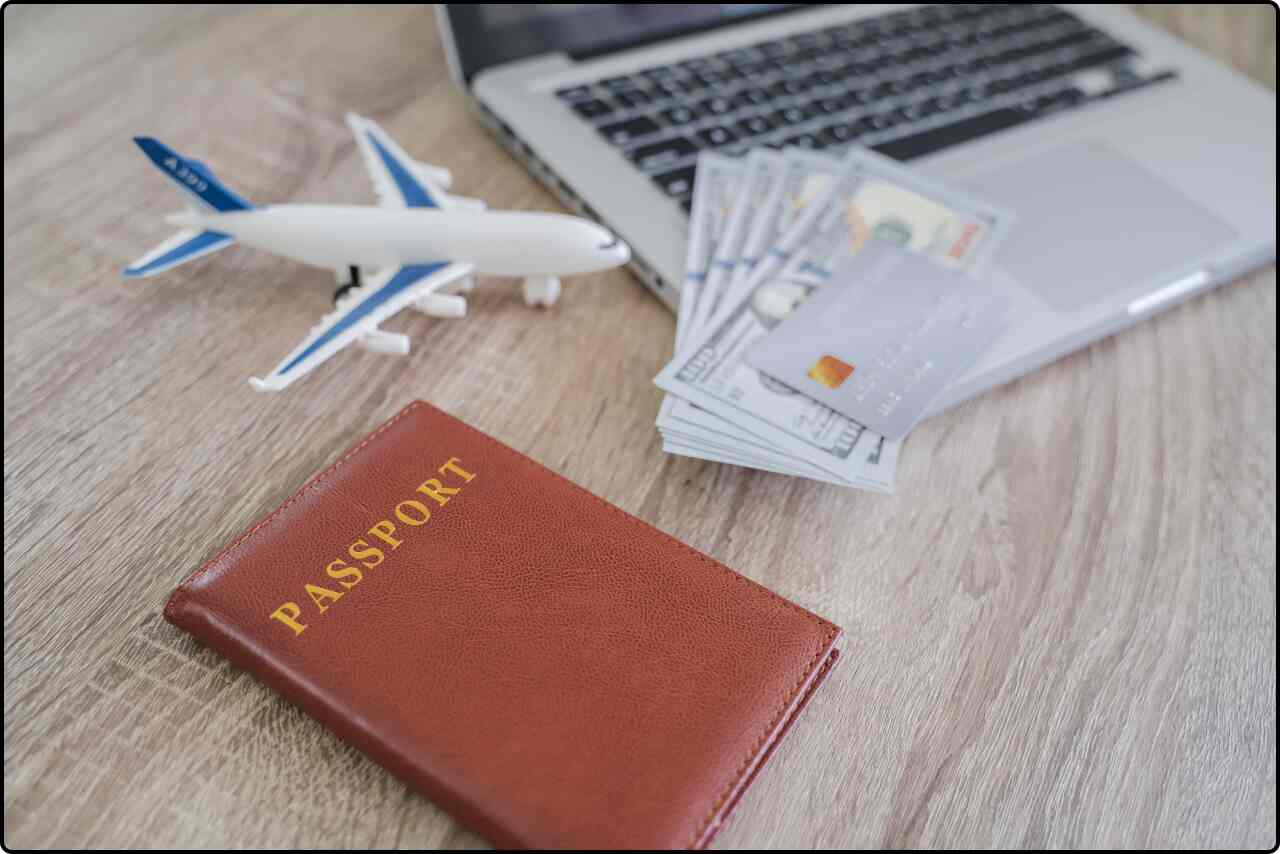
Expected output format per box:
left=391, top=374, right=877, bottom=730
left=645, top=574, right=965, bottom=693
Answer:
left=124, top=113, right=630, bottom=391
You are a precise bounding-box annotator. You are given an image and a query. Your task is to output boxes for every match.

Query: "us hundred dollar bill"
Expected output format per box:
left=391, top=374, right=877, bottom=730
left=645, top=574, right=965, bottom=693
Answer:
left=723, top=149, right=843, bottom=323
left=659, top=149, right=869, bottom=481
left=672, top=152, right=743, bottom=354
left=660, top=151, right=780, bottom=464
left=662, top=149, right=891, bottom=488
left=687, top=149, right=782, bottom=339
left=659, top=151, right=836, bottom=477
left=659, top=153, right=745, bottom=438
left=654, top=150, right=1014, bottom=484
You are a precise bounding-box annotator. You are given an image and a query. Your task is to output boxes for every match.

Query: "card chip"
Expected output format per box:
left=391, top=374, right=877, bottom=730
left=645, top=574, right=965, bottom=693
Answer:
left=808, top=355, right=854, bottom=389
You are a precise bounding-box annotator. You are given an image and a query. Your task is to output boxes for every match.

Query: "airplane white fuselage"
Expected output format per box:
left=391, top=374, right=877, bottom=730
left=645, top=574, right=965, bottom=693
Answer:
left=172, top=205, right=629, bottom=276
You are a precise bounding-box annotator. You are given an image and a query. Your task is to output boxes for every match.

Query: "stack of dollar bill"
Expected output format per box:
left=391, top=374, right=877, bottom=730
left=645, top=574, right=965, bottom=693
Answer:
left=653, top=147, right=1013, bottom=493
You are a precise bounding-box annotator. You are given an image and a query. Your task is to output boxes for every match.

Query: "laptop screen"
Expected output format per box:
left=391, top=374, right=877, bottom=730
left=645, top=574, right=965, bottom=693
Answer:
left=443, top=4, right=808, bottom=83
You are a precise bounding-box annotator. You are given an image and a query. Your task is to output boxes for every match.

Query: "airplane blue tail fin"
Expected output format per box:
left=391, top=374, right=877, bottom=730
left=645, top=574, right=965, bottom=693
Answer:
left=132, top=137, right=254, bottom=212
left=125, top=137, right=253, bottom=278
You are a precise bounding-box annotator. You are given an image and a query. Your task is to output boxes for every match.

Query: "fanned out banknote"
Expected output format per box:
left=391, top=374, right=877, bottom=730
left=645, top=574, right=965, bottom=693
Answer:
left=655, top=147, right=1014, bottom=492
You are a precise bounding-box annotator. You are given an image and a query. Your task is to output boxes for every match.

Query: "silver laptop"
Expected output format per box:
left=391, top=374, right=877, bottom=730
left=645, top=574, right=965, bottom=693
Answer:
left=437, top=4, right=1275, bottom=411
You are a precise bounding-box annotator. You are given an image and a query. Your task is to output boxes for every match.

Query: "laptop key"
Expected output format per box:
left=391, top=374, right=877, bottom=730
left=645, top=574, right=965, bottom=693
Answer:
left=776, top=105, right=815, bottom=125
left=1058, top=44, right=1135, bottom=75
left=651, top=77, right=697, bottom=99
left=790, top=29, right=822, bottom=47
left=767, top=77, right=809, bottom=98
left=599, top=75, right=641, bottom=92
left=699, top=95, right=736, bottom=116
left=843, top=87, right=874, bottom=107
left=784, top=133, right=822, bottom=150
left=555, top=85, right=593, bottom=101
left=892, top=101, right=928, bottom=123
left=852, top=112, right=893, bottom=135
left=660, top=104, right=703, bottom=125
left=692, top=69, right=730, bottom=88
left=873, top=78, right=911, bottom=98
left=652, top=165, right=696, bottom=198
left=872, top=106, right=1030, bottom=161
left=630, top=136, right=699, bottom=171
left=817, top=122, right=859, bottom=146
left=718, top=47, right=761, bottom=67
left=735, top=114, right=777, bottom=137
left=615, top=89, right=654, bottom=109
left=811, top=95, right=846, bottom=115
left=736, top=61, right=776, bottom=82
left=696, top=125, right=738, bottom=148
left=572, top=99, right=614, bottom=120
left=678, top=56, right=719, bottom=74
left=731, top=87, right=772, bottom=108
left=809, top=67, right=844, bottom=87
left=597, top=116, right=662, bottom=146
left=640, top=65, right=678, bottom=81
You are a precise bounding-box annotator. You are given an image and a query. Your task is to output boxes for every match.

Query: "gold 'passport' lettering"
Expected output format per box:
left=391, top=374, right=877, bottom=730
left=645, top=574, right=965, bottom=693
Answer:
left=268, top=456, right=476, bottom=637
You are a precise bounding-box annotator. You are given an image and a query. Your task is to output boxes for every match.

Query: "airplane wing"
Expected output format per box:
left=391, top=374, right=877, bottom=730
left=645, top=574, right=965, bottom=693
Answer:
left=249, top=260, right=474, bottom=392
left=346, top=113, right=484, bottom=211
left=124, top=228, right=234, bottom=277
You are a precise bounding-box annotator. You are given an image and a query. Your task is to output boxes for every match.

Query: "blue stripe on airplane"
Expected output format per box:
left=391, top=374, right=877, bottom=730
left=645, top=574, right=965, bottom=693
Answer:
left=367, top=134, right=437, bottom=208
left=277, top=262, right=450, bottom=375
left=124, top=230, right=233, bottom=277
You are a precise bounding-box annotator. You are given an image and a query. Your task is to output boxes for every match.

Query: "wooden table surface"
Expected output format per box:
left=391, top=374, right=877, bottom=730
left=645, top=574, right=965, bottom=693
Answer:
left=4, top=5, right=1275, bottom=849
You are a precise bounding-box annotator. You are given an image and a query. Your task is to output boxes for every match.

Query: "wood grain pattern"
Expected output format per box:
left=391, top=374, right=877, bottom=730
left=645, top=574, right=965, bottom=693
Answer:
left=3, top=5, right=1274, bottom=849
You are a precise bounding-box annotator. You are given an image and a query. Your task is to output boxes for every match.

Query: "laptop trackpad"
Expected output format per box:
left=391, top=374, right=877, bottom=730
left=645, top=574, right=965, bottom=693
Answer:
left=958, top=139, right=1237, bottom=313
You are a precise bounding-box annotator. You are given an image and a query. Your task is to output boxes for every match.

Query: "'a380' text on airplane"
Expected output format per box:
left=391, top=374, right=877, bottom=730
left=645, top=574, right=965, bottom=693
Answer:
left=124, top=113, right=630, bottom=391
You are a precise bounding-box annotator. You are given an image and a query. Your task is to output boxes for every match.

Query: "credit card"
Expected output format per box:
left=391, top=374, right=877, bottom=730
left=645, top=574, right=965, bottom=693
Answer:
left=745, top=241, right=1013, bottom=440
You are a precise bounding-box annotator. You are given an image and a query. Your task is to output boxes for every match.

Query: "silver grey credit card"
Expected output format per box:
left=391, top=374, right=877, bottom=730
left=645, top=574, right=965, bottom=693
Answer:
left=744, top=241, right=1013, bottom=440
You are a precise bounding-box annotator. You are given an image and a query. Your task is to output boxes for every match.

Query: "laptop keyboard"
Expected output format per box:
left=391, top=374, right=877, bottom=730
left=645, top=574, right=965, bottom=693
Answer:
left=553, top=4, right=1176, bottom=212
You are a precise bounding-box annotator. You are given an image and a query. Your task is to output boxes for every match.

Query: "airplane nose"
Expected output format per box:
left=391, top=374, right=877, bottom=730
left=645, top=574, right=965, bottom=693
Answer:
left=598, top=232, right=630, bottom=265
left=611, top=239, right=631, bottom=264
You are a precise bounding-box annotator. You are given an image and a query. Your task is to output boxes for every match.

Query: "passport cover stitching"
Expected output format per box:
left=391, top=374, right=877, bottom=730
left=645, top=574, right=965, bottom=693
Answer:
left=691, top=643, right=833, bottom=846
left=165, top=400, right=839, bottom=848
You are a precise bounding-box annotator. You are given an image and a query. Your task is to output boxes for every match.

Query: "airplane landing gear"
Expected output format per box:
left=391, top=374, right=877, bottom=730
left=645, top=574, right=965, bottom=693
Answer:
left=333, top=265, right=362, bottom=303
left=522, top=275, right=561, bottom=307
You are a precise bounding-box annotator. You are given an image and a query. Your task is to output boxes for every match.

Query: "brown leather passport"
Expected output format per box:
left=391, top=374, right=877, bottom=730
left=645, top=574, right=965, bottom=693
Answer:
left=165, top=401, right=841, bottom=849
